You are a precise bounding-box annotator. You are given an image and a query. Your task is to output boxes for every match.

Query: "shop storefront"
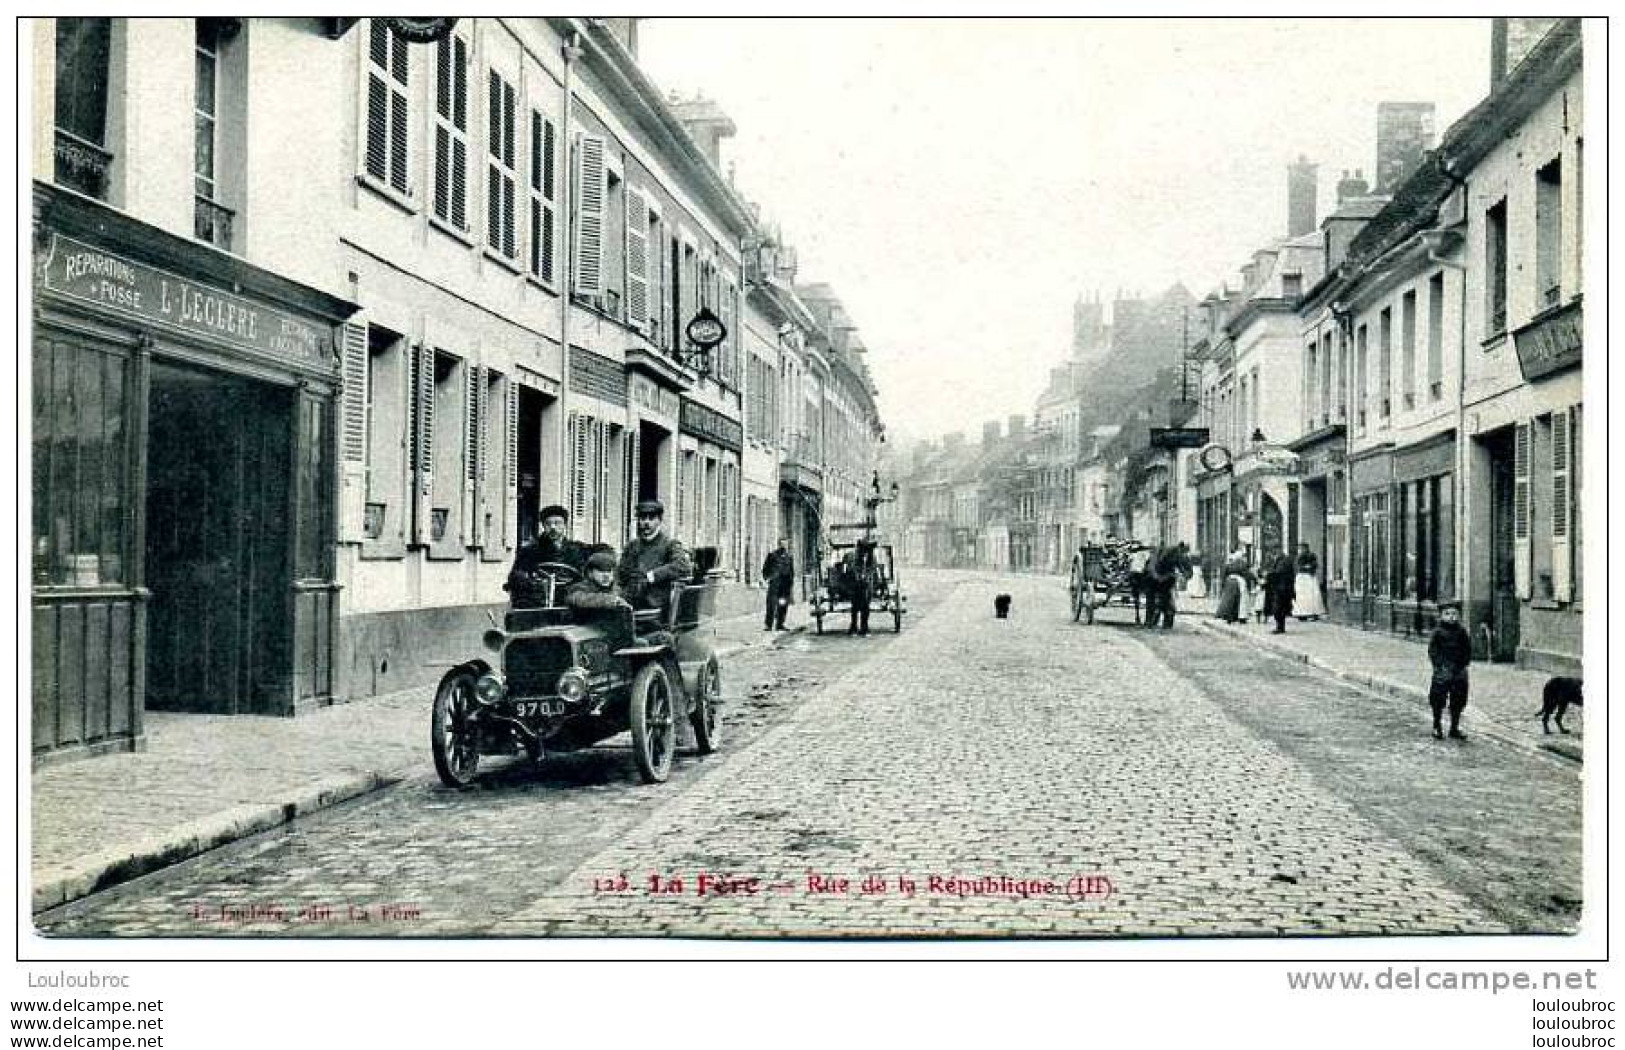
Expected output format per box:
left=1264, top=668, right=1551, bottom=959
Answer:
left=32, top=186, right=354, bottom=764
left=1390, top=432, right=1457, bottom=639
left=1289, top=425, right=1348, bottom=620
left=1344, top=443, right=1394, bottom=632
left=679, top=395, right=744, bottom=571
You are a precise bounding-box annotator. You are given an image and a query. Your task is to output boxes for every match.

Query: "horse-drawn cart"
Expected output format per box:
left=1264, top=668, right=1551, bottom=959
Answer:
left=1069, top=541, right=1151, bottom=625
left=810, top=537, right=905, bottom=635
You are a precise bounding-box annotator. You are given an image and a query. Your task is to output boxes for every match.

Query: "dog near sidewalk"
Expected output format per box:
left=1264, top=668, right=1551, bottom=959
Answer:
left=1538, top=676, right=1583, bottom=735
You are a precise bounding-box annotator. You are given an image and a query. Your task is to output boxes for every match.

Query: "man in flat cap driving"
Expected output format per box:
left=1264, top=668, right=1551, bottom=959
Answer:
left=616, top=498, right=693, bottom=617
left=505, top=504, right=588, bottom=609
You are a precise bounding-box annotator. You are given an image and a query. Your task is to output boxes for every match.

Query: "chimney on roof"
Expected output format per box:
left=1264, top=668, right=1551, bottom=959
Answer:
left=666, top=95, right=738, bottom=169
left=1336, top=168, right=1371, bottom=204
left=982, top=419, right=1002, bottom=445
left=1007, top=415, right=1027, bottom=441
left=599, top=18, right=640, bottom=58
left=1491, top=17, right=1563, bottom=88
left=1375, top=102, right=1436, bottom=194
left=1287, top=155, right=1318, bottom=237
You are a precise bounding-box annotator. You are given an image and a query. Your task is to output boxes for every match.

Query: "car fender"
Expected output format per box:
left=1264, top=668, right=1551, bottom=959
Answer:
left=437, top=658, right=494, bottom=691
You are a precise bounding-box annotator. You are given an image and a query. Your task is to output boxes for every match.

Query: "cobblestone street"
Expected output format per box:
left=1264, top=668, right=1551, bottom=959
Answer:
left=37, top=571, right=1580, bottom=941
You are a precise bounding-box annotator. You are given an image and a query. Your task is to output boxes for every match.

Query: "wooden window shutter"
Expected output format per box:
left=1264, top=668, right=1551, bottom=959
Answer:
left=411, top=343, right=436, bottom=546
left=503, top=379, right=518, bottom=550
left=529, top=112, right=557, bottom=284
left=1513, top=421, right=1532, bottom=599
left=388, top=32, right=410, bottom=193
left=570, top=414, right=589, bottom=525
left=465, top=363, right=482, bottom=547
left=623, top=425, right=640, bottom=546
left=365, top=36, right=389, bottom=183
left=1551, top=410, right=1571, bottom=601
left=338, top=322, right=369, bottom=543
left=574, top=133, right=606, bottom=296
left=625, top=187, right=650, bottom=330
left=599, top=420, right=615, bottom=543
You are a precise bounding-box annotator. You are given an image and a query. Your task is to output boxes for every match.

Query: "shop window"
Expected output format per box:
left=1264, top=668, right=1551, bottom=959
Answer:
left=32, top=336, right=129, bottom=587
left=364, top=325, right=408, bottom=550
left=295, top=396, right=330, bottom=580
left=54, top=17, right=114, bottom=200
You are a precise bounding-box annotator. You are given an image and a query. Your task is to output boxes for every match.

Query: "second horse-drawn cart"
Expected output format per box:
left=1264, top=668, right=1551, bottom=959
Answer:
left=1069, top=541, right=1150, bottom=625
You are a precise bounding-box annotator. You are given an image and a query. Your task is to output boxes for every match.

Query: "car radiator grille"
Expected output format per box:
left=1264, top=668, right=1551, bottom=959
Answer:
left=505, top=637, right=573, bottom=698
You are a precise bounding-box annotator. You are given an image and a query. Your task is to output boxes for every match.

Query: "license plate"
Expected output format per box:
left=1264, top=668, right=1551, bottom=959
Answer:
left=515, top=699, right=567, bottom=718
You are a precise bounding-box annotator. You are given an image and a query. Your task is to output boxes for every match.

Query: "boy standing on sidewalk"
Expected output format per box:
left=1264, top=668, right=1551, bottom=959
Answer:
left=1427, top=602, right=1473, bottom=740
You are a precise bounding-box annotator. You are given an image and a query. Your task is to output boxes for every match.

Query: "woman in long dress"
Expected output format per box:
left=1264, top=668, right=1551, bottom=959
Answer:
left=1293, top=543, right=1326, bottom=620
left=1213, top=548, right=1253, bottom=624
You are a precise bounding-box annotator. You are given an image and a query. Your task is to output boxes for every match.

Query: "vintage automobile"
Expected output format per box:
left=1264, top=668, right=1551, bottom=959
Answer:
left=429, top=557, right=723, bottom=788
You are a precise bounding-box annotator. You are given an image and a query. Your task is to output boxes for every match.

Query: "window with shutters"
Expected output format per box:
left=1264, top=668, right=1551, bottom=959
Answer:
left=1550, top=410, right=1572, bottom=602
left=1513, top=420, right=1532, bottom=599
left=1377, top=307, right=1392, bottom=421
left=428, top=350, right=468, bottom=557
left=645, top=208, right=664, bottom=344
left=363, top=19, right=413, bottom=201
left=54, top=18, right=114, bottom=200
left=1485, top=198, right=1508, bottom=338
left=573, top=133, right=607, bottom=299
left=625, top=186, right=650, bottom=333
left=527, top=109, right=557, bottom=286
left=477, top=368, right=507, bottom=558
left=1571, top=405, right=1582, bottom=603
left=1399, top=290, right=1416, bottom=410
left=431, top=32, right=470, bottom=233
left=1535, top=158, right=1563, bottom=310
left=1426, top=273, right=1444, bottom=401
left=602, top=167, right=626, bottom=320
left=486, top=69, right=518, bottom=260
left=362, top=325, right=408, bottom=554
left=1354, top=324, right=1368, bottom=431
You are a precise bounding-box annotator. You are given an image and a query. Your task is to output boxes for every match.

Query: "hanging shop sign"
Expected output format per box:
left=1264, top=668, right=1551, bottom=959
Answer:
left=37, top=233, right=328, bottom=365
left=1198, top=443, right=1234, bottom=473
left=1150, top=426, right=1210, bottom=450
left=381, top=17, right=459, bottom=43
left=1513, top=299, right=1582, bottom=381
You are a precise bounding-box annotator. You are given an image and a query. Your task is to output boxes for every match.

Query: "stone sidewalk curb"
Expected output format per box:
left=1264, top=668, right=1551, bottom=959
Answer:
left=1188, top=619, right=1582, bottom=766
left=33, top=770, right=402, bottom=915
left=34, top=618, right=814, bottom=916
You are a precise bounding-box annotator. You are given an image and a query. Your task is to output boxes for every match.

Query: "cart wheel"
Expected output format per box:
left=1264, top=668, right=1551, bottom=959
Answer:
left=1083, top=582, right=1096, bottom=625
left=690, top=658, right=722, bottom=755
left=814, top=611, right=824, bottom=635
left=892, top=605, right=903, bottom=633
left=1071, top=583, right=1084, bottom=623
left=430, top=668, right=481, bottom=788
left=629, top=662, right=676, bottom=784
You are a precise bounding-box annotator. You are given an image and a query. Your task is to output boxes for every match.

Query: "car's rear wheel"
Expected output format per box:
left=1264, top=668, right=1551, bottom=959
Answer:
left=690, top=657, right=722, bottom=754
left=630, top=662, right=676, bottom=783
left=431, top=668, right=481, bottom=788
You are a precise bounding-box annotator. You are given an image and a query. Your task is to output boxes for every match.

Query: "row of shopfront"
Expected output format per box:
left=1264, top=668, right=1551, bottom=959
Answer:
left=31, top=185, right=751, bottom=764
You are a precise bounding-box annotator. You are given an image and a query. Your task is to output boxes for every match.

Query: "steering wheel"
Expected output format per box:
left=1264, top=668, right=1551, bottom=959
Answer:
left=527, top=561, right=582, bottom=585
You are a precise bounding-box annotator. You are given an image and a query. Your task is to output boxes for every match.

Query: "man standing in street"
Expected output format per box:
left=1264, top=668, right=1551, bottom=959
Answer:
left=505, top=504, right=588, bottom=608
left=762, top=537, right=795, bottom=631
left=617, top=499, right=694, bottom=618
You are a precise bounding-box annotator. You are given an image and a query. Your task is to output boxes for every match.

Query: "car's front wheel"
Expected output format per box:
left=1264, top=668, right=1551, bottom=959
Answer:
left=629, top=662, right=676, bottom=783
left=431, top=668, right=481, bottom=788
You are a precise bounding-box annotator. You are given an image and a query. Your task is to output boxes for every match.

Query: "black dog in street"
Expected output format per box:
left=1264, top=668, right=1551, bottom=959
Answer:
left=1538, top=676, right=1583, bottom=734
left=994, top=594, right=1012, bottom=619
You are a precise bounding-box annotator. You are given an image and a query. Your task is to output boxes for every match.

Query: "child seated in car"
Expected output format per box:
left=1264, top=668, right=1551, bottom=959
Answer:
left=565, top=551, right=631, bottom=615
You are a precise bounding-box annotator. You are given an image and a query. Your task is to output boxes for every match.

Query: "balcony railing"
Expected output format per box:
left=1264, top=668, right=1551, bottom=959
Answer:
left=55, top=128, right=113, bottom=200
left=194, top=195, right=235, bottom=251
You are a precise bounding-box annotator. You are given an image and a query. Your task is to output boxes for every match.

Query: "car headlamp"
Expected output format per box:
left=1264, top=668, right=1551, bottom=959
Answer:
left=557, top=667, right=588, bottom=702
left=474, top=672, right=505, bottom=705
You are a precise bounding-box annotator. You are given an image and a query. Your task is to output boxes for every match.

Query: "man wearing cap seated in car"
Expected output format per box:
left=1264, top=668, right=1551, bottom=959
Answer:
left=565, top=550, right=633, bottom=623
left=506, top=504, right=588, bottom=608
left=616, top=499, right=693, bottom=627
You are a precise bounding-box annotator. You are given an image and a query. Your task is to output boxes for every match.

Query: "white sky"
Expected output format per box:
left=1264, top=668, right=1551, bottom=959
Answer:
left=638, top=17, right=1490, bottom=443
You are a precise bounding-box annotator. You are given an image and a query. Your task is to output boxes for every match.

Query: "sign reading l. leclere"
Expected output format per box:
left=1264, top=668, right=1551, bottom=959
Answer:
left=38, top=233, right=328, bottom=365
